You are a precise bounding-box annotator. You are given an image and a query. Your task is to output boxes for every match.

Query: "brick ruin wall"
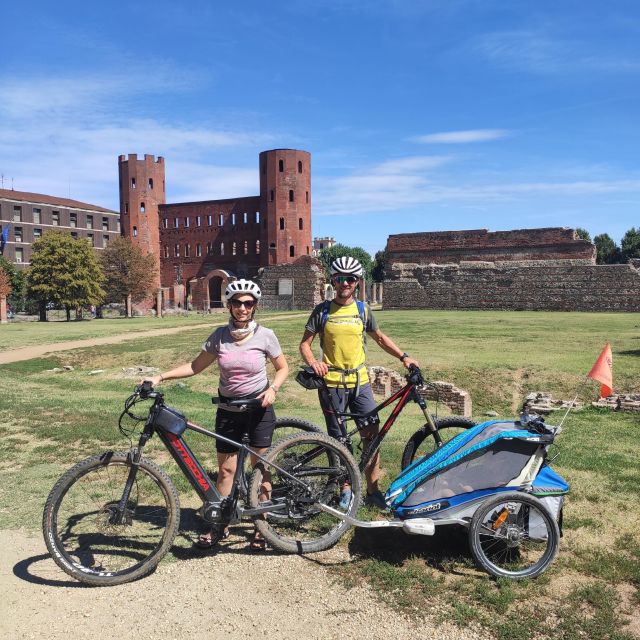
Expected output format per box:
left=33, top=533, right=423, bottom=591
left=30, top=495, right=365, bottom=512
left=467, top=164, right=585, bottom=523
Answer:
left=387, top=227, right=595, bottom=265
left=368, top=366, right=472, bottom=417
left=256, top=255, right=325, bottom=310
left=384, top=260, right=640, bottom=312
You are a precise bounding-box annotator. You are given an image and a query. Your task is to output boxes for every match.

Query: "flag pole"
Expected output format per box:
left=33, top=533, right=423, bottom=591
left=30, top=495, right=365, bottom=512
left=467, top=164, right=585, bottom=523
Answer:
left=557, top=377, right=589, bottom=429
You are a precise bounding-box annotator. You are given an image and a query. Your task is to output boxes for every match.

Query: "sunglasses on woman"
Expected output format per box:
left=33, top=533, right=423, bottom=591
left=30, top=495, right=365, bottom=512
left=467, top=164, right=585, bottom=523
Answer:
left=334, top=275, right=358, bottom=284
left=231, top=299, right=257, bottom=309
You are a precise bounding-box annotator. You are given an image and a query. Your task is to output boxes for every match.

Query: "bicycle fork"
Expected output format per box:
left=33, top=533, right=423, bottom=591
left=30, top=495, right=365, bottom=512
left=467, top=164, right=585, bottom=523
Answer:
left=112, top=431, right=152, bottom=525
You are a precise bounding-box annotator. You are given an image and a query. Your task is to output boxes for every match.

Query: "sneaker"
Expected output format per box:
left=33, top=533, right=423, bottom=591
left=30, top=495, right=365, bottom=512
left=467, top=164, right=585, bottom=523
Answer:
left=338, top=489, right=353, bottom=509
left=365, top=490, right=387, bottom=509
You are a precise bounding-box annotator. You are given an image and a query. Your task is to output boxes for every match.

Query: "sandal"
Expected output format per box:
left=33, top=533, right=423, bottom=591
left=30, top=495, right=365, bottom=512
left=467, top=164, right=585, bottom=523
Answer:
left=249, top=530, right=266, bottom=552
left=193, top=527, right=229, bottom=549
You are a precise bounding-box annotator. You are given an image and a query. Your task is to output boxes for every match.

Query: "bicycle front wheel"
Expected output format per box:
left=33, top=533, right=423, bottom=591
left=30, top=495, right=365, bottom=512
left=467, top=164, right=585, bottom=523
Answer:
left=248, top=432, right=361, bottom=554
left=469, top=492, right=560, bottom=579
left=400, top=416, right=476, bottom=469
left=43, top=452, right=180, bottom=586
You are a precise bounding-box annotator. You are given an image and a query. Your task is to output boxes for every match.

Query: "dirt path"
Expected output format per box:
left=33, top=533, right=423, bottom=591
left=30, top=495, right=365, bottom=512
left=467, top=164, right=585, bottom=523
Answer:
left=0, top=528, right=479, bottom=640
left=0, top=313, right=307, bottom=365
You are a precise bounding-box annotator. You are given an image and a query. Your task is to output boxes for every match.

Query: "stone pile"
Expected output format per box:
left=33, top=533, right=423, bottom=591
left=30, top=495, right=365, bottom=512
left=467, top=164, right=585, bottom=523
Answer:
left=592, top=394, right=640, bottom=412
left=523, top=392, right=583, bottom=414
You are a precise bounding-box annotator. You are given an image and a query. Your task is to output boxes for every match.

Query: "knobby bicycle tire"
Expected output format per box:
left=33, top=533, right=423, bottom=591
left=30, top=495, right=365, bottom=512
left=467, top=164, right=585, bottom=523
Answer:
left=248, top=432, right=361, bottom=554
left=43, top=452, right=180, bottom=586
left=400, top=416, right=477, bottom=470
left=469, top=492, right=560, bottom=580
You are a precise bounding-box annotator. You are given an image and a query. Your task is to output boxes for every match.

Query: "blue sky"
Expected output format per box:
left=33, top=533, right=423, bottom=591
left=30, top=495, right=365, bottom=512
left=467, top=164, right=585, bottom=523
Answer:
left=1, top=1, right=638, bottom=255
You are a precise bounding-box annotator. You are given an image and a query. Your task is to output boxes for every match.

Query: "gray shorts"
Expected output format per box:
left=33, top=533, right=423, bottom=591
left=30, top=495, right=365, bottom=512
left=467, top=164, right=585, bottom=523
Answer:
left=318, top=383, right=379, bottom=440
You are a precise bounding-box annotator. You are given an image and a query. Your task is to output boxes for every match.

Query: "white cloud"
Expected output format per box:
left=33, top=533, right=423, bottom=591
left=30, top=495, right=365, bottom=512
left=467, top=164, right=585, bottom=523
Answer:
left=413, top=129, right=510, bottom=144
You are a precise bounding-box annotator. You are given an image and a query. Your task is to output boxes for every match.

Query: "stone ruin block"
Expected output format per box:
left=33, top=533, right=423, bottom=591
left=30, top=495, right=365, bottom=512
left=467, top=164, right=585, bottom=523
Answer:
left=591, top=394, right=640, bottom=412
left=523, top=392, right=583, bottom=414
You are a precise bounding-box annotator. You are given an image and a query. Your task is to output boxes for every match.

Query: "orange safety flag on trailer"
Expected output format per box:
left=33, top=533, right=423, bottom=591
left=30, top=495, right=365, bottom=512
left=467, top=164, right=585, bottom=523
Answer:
left=587, top=343, right=613, bottom=398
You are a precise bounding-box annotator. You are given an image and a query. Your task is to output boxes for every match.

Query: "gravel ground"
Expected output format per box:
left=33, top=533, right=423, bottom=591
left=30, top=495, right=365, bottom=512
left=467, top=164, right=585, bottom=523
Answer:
left=0, top=528, right=481, bottom=640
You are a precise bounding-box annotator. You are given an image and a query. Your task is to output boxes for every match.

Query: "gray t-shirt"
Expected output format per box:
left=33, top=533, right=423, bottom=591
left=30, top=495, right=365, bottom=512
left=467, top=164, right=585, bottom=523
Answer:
left=202, top=325, right=282, bottom=397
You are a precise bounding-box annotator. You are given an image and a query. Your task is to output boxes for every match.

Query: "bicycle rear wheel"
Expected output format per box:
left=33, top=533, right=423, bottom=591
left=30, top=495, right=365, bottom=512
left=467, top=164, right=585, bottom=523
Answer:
left=43, top=452, right=180, bottom=586
left=469, top=492, right=559, bottom=579
left=248, top=432, right=361, bottom=553
left=400, top=416, right=476, bottom=469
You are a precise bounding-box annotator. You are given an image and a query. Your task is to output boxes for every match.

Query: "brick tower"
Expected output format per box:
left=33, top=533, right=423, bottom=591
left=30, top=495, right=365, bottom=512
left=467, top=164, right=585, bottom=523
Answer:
left=118, top=154, right=166, bottom=289
left=259, top=149, right=312, bottom=265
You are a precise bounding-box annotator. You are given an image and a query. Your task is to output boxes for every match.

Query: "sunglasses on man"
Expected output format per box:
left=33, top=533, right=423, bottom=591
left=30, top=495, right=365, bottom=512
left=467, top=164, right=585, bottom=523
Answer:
left=334, top=275, right=359, bottom=284
left=230, top=299, right=257, bottom=309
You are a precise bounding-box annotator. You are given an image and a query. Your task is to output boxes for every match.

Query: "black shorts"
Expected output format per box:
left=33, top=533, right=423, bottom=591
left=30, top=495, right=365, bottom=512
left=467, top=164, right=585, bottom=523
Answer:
left=215, top=404, right=276, bottom=454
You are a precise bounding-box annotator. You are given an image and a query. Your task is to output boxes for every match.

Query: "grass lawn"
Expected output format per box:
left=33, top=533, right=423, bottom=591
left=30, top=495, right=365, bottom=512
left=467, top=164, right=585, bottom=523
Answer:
left=0, top=309, right=638, bottom=639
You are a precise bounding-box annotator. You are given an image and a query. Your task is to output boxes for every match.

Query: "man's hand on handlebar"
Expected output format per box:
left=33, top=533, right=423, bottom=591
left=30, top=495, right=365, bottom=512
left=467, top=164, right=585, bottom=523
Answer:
left=309, top=360, right=329, bottom=377
left=401, top=356, right=420, bottom=370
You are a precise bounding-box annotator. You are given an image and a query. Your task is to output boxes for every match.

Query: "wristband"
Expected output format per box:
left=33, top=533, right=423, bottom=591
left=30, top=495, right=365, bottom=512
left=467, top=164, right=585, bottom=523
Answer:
left=399, top=353, right=409, bottom=362
left=270, top=384, right=279, bottom=393
left=159, top=374, right=164, bottom=382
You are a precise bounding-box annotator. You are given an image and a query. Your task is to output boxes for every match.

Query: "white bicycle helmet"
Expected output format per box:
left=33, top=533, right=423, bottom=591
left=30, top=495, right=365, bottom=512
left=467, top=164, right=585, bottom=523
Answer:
left=224, top=279, right=262, bottom=302
left=330, top=256, right=363, bottom=278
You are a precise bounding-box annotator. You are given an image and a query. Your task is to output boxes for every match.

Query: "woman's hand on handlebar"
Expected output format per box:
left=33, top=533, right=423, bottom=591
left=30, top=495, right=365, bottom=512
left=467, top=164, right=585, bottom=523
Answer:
left=141, top=375, right=163, bottom=388
left=257, top=386, right=277, bottom=408
left=309, top=360, right=329, bottom=377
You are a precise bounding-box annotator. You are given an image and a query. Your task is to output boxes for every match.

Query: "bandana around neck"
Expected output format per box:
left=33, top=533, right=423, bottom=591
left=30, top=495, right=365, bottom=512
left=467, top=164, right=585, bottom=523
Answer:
left=228, top=319, right=257, bottom=341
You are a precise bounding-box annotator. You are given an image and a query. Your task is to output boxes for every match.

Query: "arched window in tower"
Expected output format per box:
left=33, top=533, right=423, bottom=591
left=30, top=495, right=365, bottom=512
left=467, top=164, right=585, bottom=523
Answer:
left=270, top=243, right=276, bottom=248
left=279, top=159, right=284, bottom=172
left=256, top=240, right=260, bottom=254
left=279, top=217, right=285, bottom=230
left=164, top=245, right=169, bottom=258
left=140, top=202, right=145, bottom=213
left=133, top=226, right=138, bottom=237
left=269, top=190, right=274, bottom=202
left=196, top=243, right=202, bottom=257
left=306, top=191, right=309, bottom=203
left=220, top=242, right=225, bottom=256
left=185, top=244, right=191, bottom=257
left=125, top=202, right=129, bottom=214
left=148, top=178, right=154, bottom=189
left=290, top=245, right=295, bottom=257
left=131, top=178, right=136, bottom=189
left=244, top=240, right=248, bottom=254
left=289, top=190, right=294, bottom=202
left=163, top=218, right=168, bottom=229
left=298, top=160, right=302, bottom=173
left=255, top=211, right=260, bottom=223
left=232, top=242, right=237, bottom=255
left=306, top=246, right=310, bottom=255
left=298, top=218, right=303, bottom=230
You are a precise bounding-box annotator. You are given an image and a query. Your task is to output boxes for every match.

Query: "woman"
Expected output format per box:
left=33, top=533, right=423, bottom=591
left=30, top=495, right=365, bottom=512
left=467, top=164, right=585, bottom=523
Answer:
left=145, top=279, right=288, bottom=550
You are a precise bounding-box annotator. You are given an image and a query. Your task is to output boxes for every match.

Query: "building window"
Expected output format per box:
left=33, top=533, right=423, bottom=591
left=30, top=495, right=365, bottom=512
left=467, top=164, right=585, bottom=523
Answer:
left=70, top=213, right=77, bottom=228
left=279, top=217, right=285, bottom=230
left=289, top=190, right=294, bottom=202
left=164, top=246, right=169, bottom=258
left=185, top=217, right=190, bottom=228
left=279, top=159, right=284, bottom=172
left=220, top=242, right=224, bottom=256
left=131, top=178, right=136, bottom=189
left=33, top=228, right=42, bottom=239
left=218, top=214, right=224, bottom=226
left=270, top=242, right=276, bottom=248
left=196, top=216, right=201, bottom=227
left=231, top=213, right=236, bottom=225
left=33, top=208, right=41, bottom=224
left=103, top=235, right=109, bottom=246
left=88, top=233, right=95, bottom=246
left=255, top=211, right=260, bottom=223
left=148, top=178, right=154, bottom=189
left=15, top=227, right=23, bottom=242
left=290, top=245, right=295, bottom=257
left=125, top=202, right=129, bottom=214
left=244, top=240, right=248, bottom=255
left=207, top=242, right=213, bottom=255
left=116, top=220, right=121, bottom=232
left=196, top=243, right=202, bottom=257
left=207, top=214, right=212, bottom=226
left=306, top=191, right=309, bottom=203
left=163, top=218, right=168, bottom=229
left=256, top=240, right=260, bottom=254
left=13, top=206, right=22, bottom=222
left=16, top=248, right=24, bottom=263
left=133, top=226, right=138, bottom=237
left=269, top=190, right=274, bottom=202
left=140, top=202, right=145, bottom=213
left=185, top=244, right=191, bottom=257
left=298, top=160, right=303, bottom=173
left=86, top=215, right=93, bottom=229
left=174, top=218, right=179, bottom=228
left=71, top=232, right=78, bottom=240
left=52, top=211, right=60, bottom=226
left=174, top=244, right=180, bottom=257
left=299, top=218, right=303, bottom=230
left=102, top=217, right=109, bottom=231
left=232, top=242, right=237, bottom=255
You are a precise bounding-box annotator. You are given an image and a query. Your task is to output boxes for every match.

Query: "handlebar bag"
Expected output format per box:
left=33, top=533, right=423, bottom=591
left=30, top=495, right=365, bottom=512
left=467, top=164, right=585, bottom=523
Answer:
left=153, top=406, right=188, bottom=436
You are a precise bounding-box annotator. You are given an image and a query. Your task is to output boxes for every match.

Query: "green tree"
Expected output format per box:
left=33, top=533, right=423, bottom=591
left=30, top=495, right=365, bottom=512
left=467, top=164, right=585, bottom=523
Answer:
left=575, top=227, right=592, bottom=243
left=101, top=236, right=157, bottom=317
left=621, top=227, right=640, bottom=262
left=0, top=256, right=26, bottom=312
left=27, top=231, right=106, bottom=321
left=593, top=234, right=621, bottom=264
left=317, top=243, right=373, bottom=282
left=0, top=266, right=11, bottom=321
left=371, top=249, right=388, bottom=282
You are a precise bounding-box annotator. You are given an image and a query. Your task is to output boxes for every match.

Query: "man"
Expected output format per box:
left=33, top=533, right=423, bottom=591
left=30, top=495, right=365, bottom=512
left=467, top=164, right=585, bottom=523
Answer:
left=299, top=256, right=419, bottom=508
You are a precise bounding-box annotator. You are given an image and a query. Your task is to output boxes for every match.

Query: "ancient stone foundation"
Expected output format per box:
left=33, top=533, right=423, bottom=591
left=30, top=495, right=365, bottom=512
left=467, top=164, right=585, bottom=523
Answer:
left=384, top=261, right=640, bottom=312
left=257, top=255, right=325, bottom=310
left=368, top=366, right=472, bottom=417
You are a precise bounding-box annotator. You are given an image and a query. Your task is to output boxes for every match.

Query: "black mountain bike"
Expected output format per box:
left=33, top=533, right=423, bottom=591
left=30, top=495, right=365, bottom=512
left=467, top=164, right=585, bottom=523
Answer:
left=298, top=365, right=476, bottom=474
left=42, top=383, right=360, bottom=586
